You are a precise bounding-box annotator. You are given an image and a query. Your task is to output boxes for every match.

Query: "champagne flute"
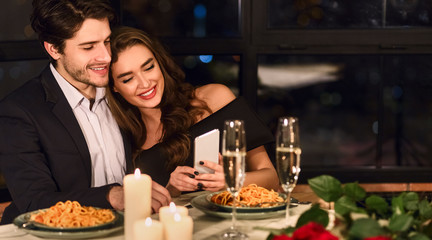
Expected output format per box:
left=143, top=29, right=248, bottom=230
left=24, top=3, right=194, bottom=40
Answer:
left=275, top=117, right=301, bottom=226
left=221, top=120, right=248, bottom=240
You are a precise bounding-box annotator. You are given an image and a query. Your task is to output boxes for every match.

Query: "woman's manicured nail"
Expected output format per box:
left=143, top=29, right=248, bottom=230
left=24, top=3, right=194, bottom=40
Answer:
left=194, top=171, right=199, bottom=175
left=189, top=174, right=195, bottom=178
left=199, top=161, right=204, bottom=165
left=197, top=183, right=204, bottom=189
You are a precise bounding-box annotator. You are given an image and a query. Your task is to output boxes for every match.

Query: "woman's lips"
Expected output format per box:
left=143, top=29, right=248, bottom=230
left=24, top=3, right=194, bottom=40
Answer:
left=138, top=86, right=156, bottom=100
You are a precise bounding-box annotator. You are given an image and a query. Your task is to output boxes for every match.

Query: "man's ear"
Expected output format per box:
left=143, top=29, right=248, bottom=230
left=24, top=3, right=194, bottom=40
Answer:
left=43, top=42, right=61, bottom=60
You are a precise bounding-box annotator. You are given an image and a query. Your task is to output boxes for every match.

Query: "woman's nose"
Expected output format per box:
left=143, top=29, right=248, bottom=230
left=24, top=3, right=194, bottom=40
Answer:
left=137, top=75, right=151, bottom=88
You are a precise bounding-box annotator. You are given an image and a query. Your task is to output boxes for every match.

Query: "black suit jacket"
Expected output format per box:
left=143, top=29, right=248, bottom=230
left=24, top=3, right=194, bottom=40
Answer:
left=0, top=66, right=133, bottom=224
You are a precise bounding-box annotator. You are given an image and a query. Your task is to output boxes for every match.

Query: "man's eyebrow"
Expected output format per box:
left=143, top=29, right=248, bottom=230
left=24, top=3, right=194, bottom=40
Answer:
left=115, top=58, right=154, bottom=79
left=78, top=36, right=110, bottom=46
left=78, top=41, right=98, bottom=46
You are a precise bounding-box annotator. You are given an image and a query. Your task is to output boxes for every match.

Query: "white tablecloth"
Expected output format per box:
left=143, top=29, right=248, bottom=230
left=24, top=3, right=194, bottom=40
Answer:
left=0, top=192, right=310, bottom=240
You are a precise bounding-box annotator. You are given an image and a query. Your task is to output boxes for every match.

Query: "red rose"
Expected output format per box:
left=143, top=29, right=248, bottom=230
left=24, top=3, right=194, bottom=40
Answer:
left=364, top=237, right=392, bottom=240
left=293, top=222, right=324, bottom=239
left=292, top=222, right=338, bottom=240
left=272, top=234, right=293, bottom=240
left=316, top=231, right=339, bottom=240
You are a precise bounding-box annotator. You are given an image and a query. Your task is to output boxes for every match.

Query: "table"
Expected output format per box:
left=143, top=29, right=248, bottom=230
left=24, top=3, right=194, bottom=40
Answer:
left=0, top=192, right=312, bottom=240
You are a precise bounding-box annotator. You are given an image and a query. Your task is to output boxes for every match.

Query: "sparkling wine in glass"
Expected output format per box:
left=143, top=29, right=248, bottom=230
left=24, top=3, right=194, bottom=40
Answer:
left=221, top=120, right=248, bottom=240
left=276, top=117, right=301, bottom=226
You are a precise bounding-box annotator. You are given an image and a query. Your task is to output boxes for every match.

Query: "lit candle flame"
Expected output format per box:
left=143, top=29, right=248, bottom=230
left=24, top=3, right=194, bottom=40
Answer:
left=145, top=217, right=152, bottom=226
left=134, top=168, right=141, bottom=178
left=169, top=202, right=176, bottom=213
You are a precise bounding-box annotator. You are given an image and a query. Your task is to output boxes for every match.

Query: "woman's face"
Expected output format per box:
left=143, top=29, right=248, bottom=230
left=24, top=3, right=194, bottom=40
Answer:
left=111, top=44, right=164, bottom=110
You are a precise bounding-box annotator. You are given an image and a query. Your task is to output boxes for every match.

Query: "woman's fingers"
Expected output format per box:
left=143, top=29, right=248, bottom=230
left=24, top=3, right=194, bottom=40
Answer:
left=198, top=160, right=223, bottom=172
left=169, top=166, right=201, bottom=191
left=168, top=162, right=227, bottom=192
left=194, top=160, right=226, bottom=191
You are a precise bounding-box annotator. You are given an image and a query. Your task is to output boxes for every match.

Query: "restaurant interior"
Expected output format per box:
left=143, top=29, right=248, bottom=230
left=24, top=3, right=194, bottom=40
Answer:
left=1, top=0, right=432, bottom=225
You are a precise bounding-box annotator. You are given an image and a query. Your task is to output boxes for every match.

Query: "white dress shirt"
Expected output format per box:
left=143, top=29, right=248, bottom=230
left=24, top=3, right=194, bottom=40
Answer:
left=50, top=64, right=126, bottom=187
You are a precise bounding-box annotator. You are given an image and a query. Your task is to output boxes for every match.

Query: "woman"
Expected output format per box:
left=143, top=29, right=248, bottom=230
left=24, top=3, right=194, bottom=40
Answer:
left=106, top=26, right=279, bottom=196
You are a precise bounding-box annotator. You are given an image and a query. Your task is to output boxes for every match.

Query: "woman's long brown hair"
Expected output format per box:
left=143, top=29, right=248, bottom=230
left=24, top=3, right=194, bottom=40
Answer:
left=106, top=26, right=211, bottom=171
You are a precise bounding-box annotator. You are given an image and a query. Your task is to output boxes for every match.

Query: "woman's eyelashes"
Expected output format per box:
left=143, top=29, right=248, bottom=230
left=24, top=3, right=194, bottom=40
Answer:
left=144, top=64, right=154, bottom=71
left=122, top=77, right=132, bottom=84
left=119, top=63, right=154, bottom=84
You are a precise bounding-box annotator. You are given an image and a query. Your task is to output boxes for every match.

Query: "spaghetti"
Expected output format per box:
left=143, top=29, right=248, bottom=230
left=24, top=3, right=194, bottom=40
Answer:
left=211, top=184, right=284, bottom=208
left=30, top=200, right=115, bottom=228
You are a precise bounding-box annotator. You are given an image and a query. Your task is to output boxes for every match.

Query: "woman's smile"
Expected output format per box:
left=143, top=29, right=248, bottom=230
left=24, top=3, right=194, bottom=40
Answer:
left=138, top=86, right=156, bottom=100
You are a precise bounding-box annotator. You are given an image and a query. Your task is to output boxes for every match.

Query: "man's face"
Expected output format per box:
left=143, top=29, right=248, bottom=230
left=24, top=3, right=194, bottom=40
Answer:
left=55, top=18, right=111, bottom=91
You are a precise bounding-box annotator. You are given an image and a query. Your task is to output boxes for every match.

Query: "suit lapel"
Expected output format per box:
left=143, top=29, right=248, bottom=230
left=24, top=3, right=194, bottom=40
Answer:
left=40, top=67, right=92, bottom=183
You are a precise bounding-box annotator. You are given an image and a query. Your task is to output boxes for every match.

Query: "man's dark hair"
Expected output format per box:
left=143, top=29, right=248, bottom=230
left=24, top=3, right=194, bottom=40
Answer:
left=31, top=0, right=116, bottom=60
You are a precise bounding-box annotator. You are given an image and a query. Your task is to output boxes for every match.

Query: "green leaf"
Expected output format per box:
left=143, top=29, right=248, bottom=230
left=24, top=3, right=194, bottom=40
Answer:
left=296, top=204, right=329, bottom=228
left=392, top=195, right=405, bottom=215
left=366, top=195, right=389, bottom=216
left=349, top=218, right=385, bottom=239
left=410, top=233, right=431, bottom=240
left=343, top=182, right=366, bottom=201
left=335, top=195, right=360, bottom=216
left=388, top=213, right=414, bottom=232
left=403, top=192, right=419, bottom=211
left=308, top=175, right=343, bottom=202
left=419, top=199, right=432, bottom=219
left=266, top=233, right=275, bottom=240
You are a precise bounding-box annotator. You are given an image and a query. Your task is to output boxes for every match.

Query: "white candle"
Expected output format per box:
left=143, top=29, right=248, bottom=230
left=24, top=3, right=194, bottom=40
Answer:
left=159, top=202, right=189, bottom=224
left=124, top=168, right=152, bottom=240
left=133, top=217, right=163, bottom=240
left=164, top=213, right=193, bottom=240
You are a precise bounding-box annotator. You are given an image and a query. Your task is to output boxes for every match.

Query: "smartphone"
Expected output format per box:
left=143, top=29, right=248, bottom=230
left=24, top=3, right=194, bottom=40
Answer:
left=194, top=129, right=220, bottom=174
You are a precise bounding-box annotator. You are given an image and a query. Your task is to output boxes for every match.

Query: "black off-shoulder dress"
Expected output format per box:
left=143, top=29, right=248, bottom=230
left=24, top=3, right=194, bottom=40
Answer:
left=134, top=97, right=274, bottom=186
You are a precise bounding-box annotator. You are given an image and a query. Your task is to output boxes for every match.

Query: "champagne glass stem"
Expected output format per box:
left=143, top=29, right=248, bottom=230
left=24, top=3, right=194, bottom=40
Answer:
left=231, top=192, right=238, bottom=230
left=285, top=190, right=293, bottom=226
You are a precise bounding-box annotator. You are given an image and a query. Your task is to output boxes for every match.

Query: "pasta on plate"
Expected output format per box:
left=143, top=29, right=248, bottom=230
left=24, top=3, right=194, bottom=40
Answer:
left=30, top=200, right=116, bottom=228
left=210, top=184, right=284, bottom=208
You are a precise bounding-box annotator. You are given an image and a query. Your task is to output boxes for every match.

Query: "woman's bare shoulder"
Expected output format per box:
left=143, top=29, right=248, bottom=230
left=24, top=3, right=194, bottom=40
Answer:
left=195, top=84, right=236, bottom=112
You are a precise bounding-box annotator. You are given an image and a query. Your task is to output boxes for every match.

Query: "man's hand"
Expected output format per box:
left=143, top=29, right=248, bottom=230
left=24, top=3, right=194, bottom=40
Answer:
left=107, top=185, right=124, bottom=211
left=151, top=181, right=171, bottom=213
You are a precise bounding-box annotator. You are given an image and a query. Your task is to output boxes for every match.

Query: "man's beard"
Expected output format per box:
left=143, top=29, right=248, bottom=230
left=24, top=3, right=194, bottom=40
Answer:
left=62, top=59, right=107, bottom=88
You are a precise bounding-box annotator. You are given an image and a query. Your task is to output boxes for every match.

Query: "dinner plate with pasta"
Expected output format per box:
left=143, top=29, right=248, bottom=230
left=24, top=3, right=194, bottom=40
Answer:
left=13, top=201, right=123, bottom=239
left=191, top=184, right=298, bottom=219
left=207, top=184, right=296, bottom=213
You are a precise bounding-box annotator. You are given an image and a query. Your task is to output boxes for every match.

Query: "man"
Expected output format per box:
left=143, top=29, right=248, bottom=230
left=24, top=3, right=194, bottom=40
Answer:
left=0, top=0, right=170, bottom=224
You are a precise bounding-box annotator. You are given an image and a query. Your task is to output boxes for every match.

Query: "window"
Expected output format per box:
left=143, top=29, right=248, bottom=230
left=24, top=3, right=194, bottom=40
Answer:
left=174, top=55, right=240, bottom=94
left=257, top=54, right=432, bottom=169
left=268, top=0, right=432, bottom=29
left=121, top=0, right=241, bottom=38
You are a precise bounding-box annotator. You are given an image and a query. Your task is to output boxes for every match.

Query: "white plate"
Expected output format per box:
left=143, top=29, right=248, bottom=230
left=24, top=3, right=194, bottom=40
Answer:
left=206, top=192, right=288, bottom=213
left=13, top=210, right=123, bottom=239
left=28, top=208, right=118, bottom=231
left=191, top=194, right=296, bottom=220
